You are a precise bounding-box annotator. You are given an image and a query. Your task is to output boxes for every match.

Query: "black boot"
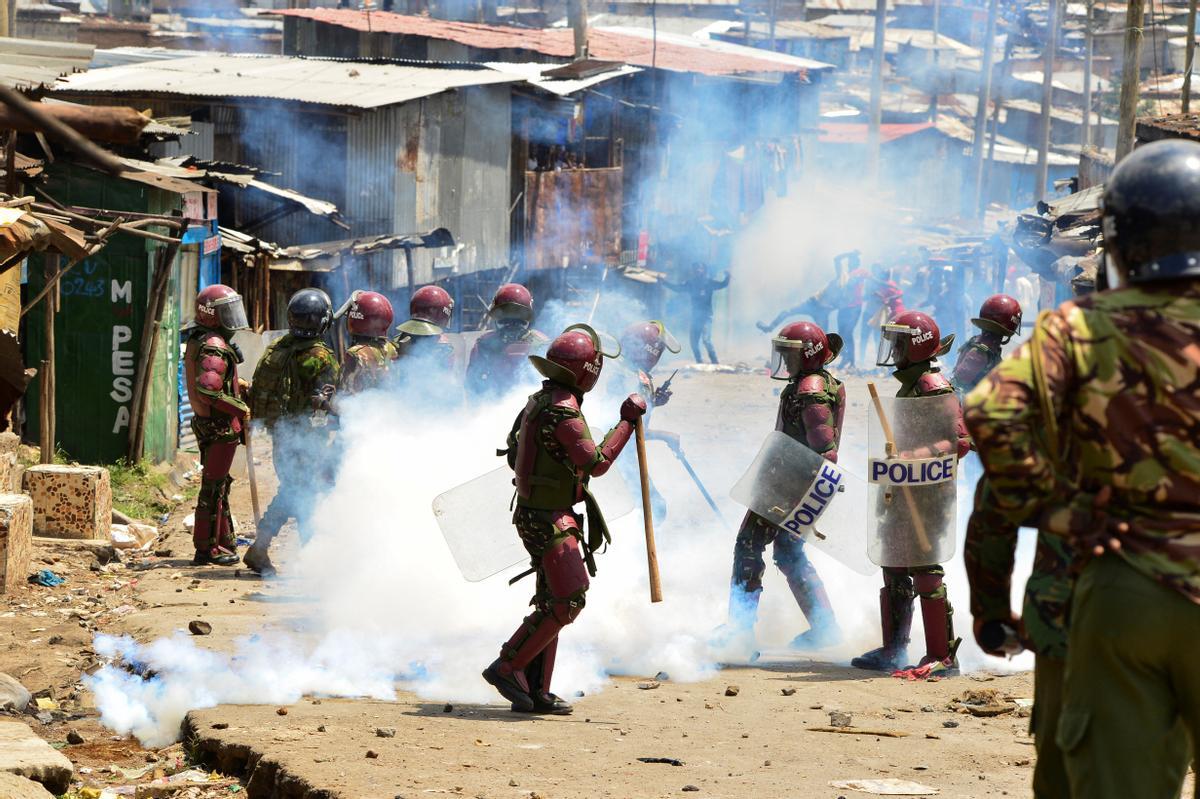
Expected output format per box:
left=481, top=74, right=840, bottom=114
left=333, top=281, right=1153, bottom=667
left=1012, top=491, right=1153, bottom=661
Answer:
left=516, top=641, right=573, bottom=715
left=851, top=579, right=914, bottom=671
left=193, top=546, right=239, bottom=566
left=482, top=659, right=535, bottom=713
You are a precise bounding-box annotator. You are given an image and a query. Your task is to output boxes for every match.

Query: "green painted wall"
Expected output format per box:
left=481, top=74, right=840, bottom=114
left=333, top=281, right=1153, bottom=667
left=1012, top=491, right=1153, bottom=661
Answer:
left=25, top=164, right=183, bottom=464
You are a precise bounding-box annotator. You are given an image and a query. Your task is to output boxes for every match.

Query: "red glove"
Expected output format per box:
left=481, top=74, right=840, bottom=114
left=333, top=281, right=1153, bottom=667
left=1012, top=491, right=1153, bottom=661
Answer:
left=620, top=393, right=648, bottom=422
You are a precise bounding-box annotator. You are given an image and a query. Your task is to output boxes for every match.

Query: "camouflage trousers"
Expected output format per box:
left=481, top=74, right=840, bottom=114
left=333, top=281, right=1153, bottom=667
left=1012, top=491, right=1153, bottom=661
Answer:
left=1058, top=555, right=1194, bottom=799
left=729, top=511, right=835, bottom=631
left=513, top=507, right=588, bottom=615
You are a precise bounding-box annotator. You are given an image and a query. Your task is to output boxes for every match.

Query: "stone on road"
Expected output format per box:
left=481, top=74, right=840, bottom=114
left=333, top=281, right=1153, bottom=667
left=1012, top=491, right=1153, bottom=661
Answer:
left=0, top=721, right=73, bottom=794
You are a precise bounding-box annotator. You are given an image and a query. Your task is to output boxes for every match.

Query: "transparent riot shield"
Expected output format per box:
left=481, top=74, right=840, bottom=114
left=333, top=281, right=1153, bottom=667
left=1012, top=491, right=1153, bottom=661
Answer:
left=730, top=431, right=875, bottom=575
left=866, top=393, right=960, bottom=568
left=432, top=463, right=636, bottom=582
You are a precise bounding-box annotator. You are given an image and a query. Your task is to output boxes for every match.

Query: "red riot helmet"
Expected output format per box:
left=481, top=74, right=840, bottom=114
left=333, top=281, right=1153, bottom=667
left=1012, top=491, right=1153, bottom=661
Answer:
left=529, top=323, right=620, bottom=393
left=397, top=285, right=454, bottom=337
left=971, top=294, right=1022, bottom=341
left=619, top=320, right=681, bottom=372
left=195, top=284, right=248, bottom=332
left=877, top=310, right=953, bottom=368
left=770, top=321, right=843, bottom=380
left=489, top=283, right=534, bottom=326
left=345, top=290, right=394, bottom=338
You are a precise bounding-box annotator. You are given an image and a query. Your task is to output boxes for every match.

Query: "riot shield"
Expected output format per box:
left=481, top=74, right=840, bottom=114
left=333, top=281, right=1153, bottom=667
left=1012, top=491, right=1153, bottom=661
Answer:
left=432, top=462, right=637, bottom=582
left=866, top=393, right=960, bottom=567
left=730, top=431, right=875, bottom=575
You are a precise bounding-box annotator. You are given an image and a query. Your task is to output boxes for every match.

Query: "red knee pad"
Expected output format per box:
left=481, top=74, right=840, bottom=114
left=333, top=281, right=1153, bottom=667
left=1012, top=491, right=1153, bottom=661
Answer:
left=913, top=572, right=944, bottom=595
left=543, top=536, right=590, bottom=599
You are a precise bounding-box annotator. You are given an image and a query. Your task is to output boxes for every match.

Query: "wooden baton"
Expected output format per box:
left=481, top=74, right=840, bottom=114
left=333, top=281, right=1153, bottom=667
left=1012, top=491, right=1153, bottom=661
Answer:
left=635, top=418, right=664, bottom=603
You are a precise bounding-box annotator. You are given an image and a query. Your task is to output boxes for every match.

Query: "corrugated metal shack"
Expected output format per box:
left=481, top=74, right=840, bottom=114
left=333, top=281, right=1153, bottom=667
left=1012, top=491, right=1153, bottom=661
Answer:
left=50, top=54, right=520, bottom=289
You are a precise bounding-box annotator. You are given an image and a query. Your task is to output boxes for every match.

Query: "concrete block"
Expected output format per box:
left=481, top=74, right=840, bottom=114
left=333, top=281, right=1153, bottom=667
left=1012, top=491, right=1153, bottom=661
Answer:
left=0, top=432, right=21, bottom=492
left=0, top=493, right=31, bottom=594
left=23, top=465, right=111, bottom=540
left=0, top=721, right=73, bottom=795
left=0, top=772, right=56, bottom=799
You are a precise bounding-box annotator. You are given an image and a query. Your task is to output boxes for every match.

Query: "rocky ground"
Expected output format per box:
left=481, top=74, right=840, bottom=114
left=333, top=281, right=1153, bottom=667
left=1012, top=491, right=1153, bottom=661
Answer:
left=1, top=366, right=1192, bottom=799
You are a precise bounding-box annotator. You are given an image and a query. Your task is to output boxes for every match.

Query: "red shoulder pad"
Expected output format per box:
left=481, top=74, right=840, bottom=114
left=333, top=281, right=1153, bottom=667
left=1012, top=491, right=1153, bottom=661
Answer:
left=795, top=373, right=829, bottom=397
left=916, top=371, right=952, bottom=396
left=202, top=333, right=230, bottom=350
left=548, top=387, right=581, bottom=413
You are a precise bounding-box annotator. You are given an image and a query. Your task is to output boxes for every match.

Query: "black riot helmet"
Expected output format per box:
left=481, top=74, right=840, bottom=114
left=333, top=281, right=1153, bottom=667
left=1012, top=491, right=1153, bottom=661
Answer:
left=1102, top=139, right=1200, bottom=287
left=287, top=288, right=333, bottom=338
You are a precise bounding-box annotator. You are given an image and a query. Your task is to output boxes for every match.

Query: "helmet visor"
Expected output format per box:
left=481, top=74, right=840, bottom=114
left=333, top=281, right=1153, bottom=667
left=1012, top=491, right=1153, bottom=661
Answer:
left=769, top=348, right=803, bottom=379
left=213, top=295, right=249, bottom=332
left=876, top=322, right=909, bottom=367
left=565, top=323, right=621, bottom=358
left=655, top=321, right=682, bottom=354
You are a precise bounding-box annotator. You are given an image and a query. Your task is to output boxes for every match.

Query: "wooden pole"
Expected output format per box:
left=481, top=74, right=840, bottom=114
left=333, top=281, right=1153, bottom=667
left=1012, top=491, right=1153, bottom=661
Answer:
left=568, top=0, right=589, bottom=60
left=1183, top=0, right=1197, bottom=113
left=868, top=0, right=888, bottom=183
left=127, top=241, right=179, bottom=462
left=4, top=130, right=14, bottom=197
left=635, top=419, right=664, bottom=603
left=972, top=0, right=1000, bottom=218
left=38, top=362, right=49, bottom=463
left=0, top=85, right=125, bottom=176
left=244, top=423, right=262, bottom=527
left=1116, top=0, right=1147, bottom=159
left=1083, top=0, right=1096, bottom=145
left=41, top=256, right=57, bottom=464
left=1036, top=0, right=1060, bottom=200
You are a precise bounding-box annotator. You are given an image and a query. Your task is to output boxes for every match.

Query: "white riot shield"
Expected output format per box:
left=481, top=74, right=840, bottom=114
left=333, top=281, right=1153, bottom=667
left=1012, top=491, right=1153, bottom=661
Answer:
left=730, top=431, right=875, bottom=575
left=432, top=463, right=637, bottom=582
left=867, top=393, right=960, bottom=568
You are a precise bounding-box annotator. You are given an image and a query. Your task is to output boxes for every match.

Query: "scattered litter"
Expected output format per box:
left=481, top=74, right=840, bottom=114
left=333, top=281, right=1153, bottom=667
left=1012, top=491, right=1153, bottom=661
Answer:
left=110, top=523, right=159, bottom=551
left=830, top=778, right=939, bottom=795
left=682, top=786, right=700, bottom=792
left=30, top=569, right=65, bottom=587
left=183, top=514, right=195, bottom=529
left=810, top=727, right=910, bottom=738
left=781, top=688, right=797, bottom=696
left=637, top=757, right=684, bottom=767
left=637, top=681, right=661, bottom=691
left=953, top=688, right=1014, bottom=717
left=35, top=696, right=59, bottom=711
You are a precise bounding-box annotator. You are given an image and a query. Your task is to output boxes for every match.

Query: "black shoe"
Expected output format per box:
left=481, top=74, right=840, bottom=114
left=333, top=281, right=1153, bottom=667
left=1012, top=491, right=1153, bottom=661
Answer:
left=482, top=659, right=534, bottom=712
left=193, top=547, right=239, bottom=566
left=850, top=645, right=908, bottom=672
left=513, top=692, right=573, bottom=716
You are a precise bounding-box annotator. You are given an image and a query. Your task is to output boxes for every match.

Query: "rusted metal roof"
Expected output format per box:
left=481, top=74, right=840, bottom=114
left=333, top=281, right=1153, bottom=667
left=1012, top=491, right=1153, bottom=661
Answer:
left=1137, top=113, right=1200, bottom=143
left=818, top=121, right=934, bottom=144
left=52, top=53, right=521, bottom=109
left=268, top=8, right=832, bottom=76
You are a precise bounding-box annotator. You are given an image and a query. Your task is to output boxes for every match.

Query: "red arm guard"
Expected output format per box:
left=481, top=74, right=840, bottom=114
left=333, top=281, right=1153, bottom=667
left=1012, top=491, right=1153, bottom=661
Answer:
left=801, top=402, right=839, bottom=463
left=195, top=338, right=248, bottom=420
left=552, top=417, right=635, bottom=477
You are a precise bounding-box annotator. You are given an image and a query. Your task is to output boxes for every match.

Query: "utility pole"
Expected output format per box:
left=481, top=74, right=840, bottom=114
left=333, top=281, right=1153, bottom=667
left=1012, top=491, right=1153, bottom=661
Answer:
left=868, top=0, right=887, bottom=183
left=1035, top=0, right=1060, bottom=200
left=1083, top=0, right=1095, bottom=146
left=1183, top=0, right=1197, bottom=112
left=931, top=0, right=941, bottom=120
left=568, top=0, right=589, bottom=60
left=769, top=0, right=778, bottom=51
left=1116, top=0, right=1146, bottom=159
left=972, top=0, right=1000, bottom=218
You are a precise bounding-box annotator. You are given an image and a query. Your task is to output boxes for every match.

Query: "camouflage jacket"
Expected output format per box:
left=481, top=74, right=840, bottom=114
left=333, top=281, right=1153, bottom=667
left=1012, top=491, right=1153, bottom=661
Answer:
left=964, top=477, right=1073, bottom=657
left=964, top=283, right=1200, bottom=605
left=249, top=334, right=340, bottom=425
left=339, top=338, right=398, bottom=395
left=778, top=370, right=844, bottom=462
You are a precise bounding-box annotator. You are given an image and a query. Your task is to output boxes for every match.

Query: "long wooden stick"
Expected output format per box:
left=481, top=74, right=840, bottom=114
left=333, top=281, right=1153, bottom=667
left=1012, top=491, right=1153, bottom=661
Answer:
left=867, top=383, right=933, bottom=554
left=244, top=424, right=262, bottom=529
left=635, top=418, right=663, bottom=603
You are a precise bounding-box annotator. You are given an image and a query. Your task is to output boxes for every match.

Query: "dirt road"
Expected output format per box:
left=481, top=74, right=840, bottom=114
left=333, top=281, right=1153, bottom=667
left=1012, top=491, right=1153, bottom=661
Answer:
left=4, top=366, right=1056, bottom=798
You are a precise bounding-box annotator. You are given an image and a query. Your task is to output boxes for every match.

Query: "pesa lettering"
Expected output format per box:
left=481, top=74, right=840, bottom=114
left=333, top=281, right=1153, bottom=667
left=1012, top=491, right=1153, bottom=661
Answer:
left=782, top=463, right=844, bottom=533
left=869, top=456, right=956, bottom=486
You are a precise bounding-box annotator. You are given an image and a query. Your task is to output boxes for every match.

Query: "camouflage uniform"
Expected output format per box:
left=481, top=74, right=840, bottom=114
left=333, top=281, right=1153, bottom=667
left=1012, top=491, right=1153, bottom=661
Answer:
left=729, top=368, right=843, bottom=646
left=339, top=338, right=398, bottom=395
left=963, top=476, right=1074, bottom=798
left=964, top=285, right=1200, bottom=799
left=465, top=327, right=548, bottom=398
left=248, top=335, right=340, bottom=550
